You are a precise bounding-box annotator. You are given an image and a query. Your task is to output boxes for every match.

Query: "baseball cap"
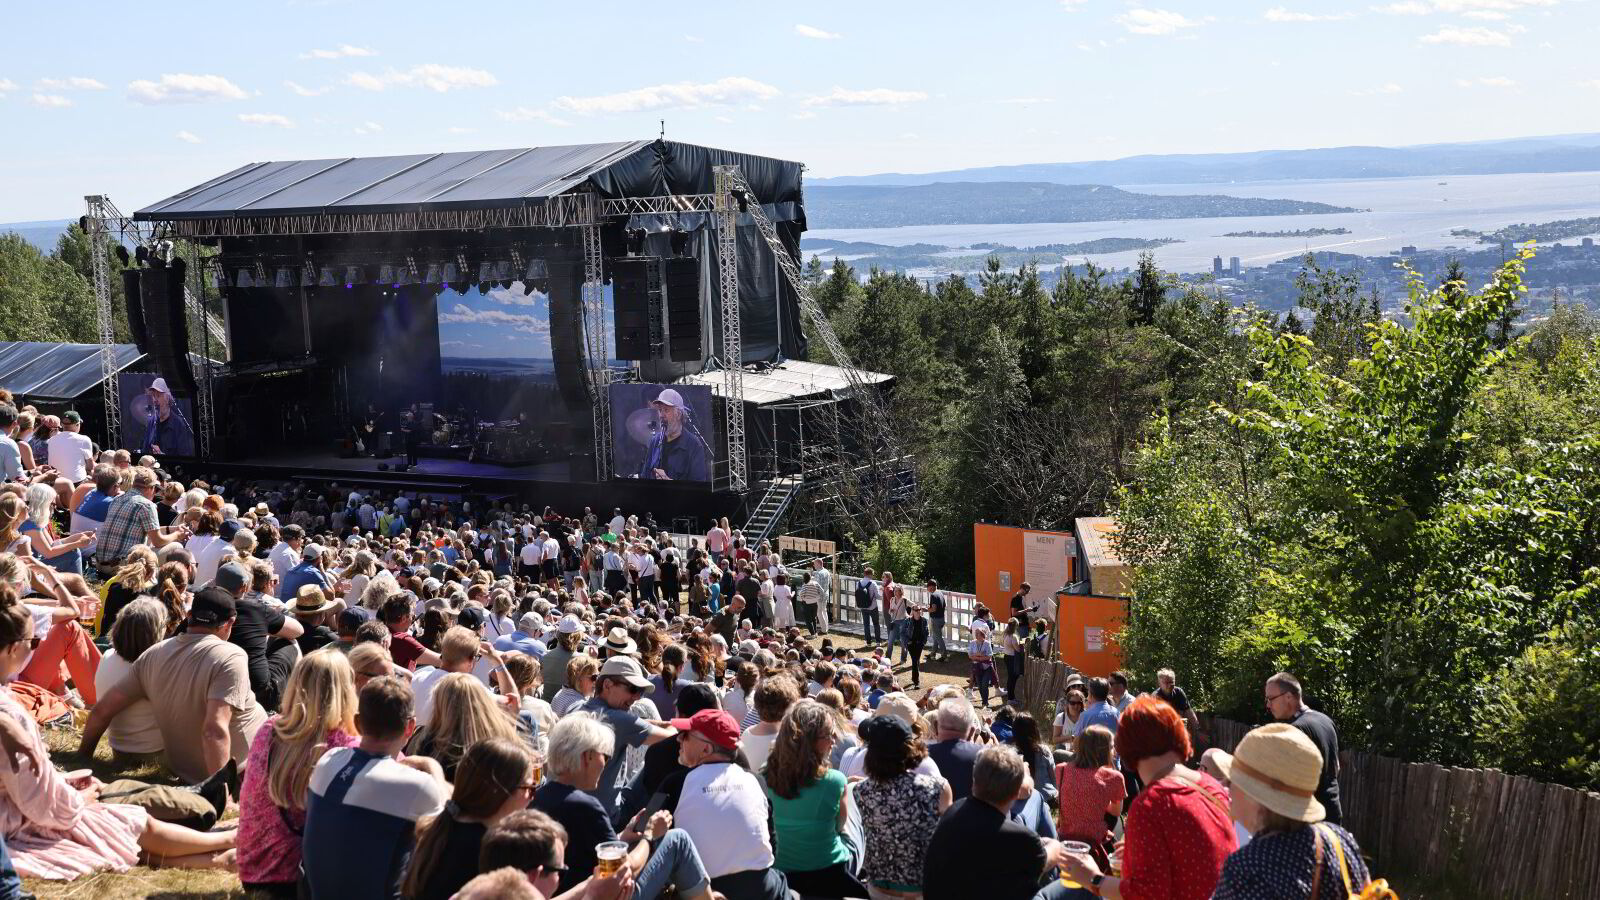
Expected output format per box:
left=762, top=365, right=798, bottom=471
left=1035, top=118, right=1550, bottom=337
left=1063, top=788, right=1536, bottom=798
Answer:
left=668, top=708, right=740, bottom=751
left=598, top=655, right=653, bottom=689
left=456, top=605, right=487, bottom=631
left=213, top=562, right=250, bottom=594
left=556, top=614, right=584, bottom=635
left=737, top=639, right=761, bottom=658
left=859, top=713, right=913, bottom=747
left=517, top=611, right=546, bottom=634
left=62, top=410, right=81, bottom=425
left=338, top=606, right=374, bottom=632
left=149, top=377, right=171, bottom=395
left=302, top=543, right=325, bottom=562
left=219, top=519, right=241, bottom=542
left=651, top=388, right=685, bottom=409
left=189, top=586, right=237, bottom=627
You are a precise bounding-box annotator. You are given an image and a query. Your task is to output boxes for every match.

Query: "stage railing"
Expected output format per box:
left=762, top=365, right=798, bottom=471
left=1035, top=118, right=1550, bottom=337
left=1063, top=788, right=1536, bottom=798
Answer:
left=660, top=532, right=977, bottom=652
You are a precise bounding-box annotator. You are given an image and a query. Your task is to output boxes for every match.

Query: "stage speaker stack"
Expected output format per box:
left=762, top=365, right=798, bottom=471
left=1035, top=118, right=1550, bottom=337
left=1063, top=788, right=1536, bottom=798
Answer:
left=121, top=269, right=150, bottom=351
left=664, top=257, right=702, bottom=361
left=611, top=258, right=654, bottom=361
left=138, top=259, right=198, bottom=394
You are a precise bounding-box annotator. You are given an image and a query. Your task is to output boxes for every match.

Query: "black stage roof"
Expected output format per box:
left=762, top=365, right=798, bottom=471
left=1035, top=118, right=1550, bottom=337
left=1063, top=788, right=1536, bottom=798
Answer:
left=133, top=139, right=805, bottom=224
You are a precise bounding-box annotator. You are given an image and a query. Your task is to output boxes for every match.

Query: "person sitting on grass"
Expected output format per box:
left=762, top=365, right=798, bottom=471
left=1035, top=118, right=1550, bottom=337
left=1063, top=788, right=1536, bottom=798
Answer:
left=0, top=583, right=237, bottom=880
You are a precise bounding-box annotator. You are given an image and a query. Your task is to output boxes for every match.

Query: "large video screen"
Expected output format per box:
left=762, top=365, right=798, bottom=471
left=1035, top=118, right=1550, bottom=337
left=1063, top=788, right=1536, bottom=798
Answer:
left=117, top=373, right=196, bottom=456
left=609, top=382, right=715, bottom=482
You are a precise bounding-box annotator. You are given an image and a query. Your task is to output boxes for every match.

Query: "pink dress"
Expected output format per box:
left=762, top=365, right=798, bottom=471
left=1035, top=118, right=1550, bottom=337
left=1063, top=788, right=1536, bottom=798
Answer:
left=236, top=717, right=358, bottom=885
left=0, top=690, right=147, bottom=879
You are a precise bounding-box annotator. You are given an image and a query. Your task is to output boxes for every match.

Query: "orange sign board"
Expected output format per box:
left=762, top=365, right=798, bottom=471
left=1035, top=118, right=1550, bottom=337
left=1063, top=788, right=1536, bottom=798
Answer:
left=1055, top=592, right=1127, bottom=676
left=973, top=523, right=1075, bottom=625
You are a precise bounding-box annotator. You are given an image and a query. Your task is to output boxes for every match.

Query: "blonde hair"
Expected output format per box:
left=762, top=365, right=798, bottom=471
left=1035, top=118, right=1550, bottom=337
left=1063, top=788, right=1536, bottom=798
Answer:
left=418, top=673, right=522, bottom=772
left=565, top=654, right=599, bottom=690
left=267, top=651, right=359, bottom=810
left=115, top=544, right=160, bottom=590
left=439, top=625, right=481, bottom=667
left=0, top=496, right=25, bottom=549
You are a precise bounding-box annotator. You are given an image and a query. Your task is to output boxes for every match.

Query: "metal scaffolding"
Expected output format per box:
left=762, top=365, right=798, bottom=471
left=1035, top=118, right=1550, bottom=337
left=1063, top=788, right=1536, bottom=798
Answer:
left=712, top=166, right=747, bottom=493
left=83, top=196, right=124, bottom=446
left=578, top=197, right=613, bottom=480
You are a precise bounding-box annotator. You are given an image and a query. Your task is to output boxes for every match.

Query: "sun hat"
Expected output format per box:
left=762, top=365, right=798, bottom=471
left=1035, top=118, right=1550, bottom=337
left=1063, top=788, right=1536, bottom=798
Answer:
left=293, top=585, right=338, bottom=616
left=598, top=655, right=652, bottom=689
left=604, top=627, right=638, bottom=655
left=875, top=693, right=919, bottom=728
left=669, top=708, right=740, bottom=750
left=1211, top=722, right=1327, bottom=823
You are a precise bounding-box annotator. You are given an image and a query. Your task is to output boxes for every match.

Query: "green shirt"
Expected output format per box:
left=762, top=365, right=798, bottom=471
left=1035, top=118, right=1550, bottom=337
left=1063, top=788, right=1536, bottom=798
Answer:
left=767, top=767, right=851, bottom=873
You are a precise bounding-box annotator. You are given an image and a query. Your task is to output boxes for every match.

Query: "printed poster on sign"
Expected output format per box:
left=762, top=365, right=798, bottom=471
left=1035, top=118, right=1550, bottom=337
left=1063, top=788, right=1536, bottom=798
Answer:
left=1084, top=625, right=1106, bottom=653
left=1022, top=531, right=1070, bottom=621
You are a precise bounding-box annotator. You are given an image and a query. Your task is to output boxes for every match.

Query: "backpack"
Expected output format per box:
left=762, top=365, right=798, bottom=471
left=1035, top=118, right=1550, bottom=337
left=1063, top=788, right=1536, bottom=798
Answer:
left=854, top=580, right=874, bottom=609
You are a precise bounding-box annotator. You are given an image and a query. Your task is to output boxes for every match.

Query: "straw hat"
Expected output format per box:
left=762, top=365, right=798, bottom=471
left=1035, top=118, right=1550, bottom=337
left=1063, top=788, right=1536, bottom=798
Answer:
left=1211, top=723, right=1326, bottom=823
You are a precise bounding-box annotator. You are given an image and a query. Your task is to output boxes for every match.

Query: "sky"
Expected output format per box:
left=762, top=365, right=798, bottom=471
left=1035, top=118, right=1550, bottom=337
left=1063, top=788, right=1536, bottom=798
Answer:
left=1, top=0, right=1598, bottom=221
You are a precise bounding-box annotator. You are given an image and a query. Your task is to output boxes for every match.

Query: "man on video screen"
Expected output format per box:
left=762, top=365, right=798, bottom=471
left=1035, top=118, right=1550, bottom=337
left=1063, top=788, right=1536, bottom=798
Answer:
left=638, top=388, right=710, bottom=481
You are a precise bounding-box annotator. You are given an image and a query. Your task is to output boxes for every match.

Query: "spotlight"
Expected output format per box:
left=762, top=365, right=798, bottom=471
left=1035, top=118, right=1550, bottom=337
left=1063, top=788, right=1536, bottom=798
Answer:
left=734, top=189, right=751, bottom=213
left=403, top=255, right=421, bottom=285
left=377, top=264, right=397, bottom=284
left=424, top=263, right=443, bottom=284
left=442, top=263, right=460, bottom=284
left=477, top=261, right=495, bottom=283
left=343, top=265, right=366, bottom=286
left=274, top=267, right=296, bottom=289
left=236, top=267, right=256, bottom=289
left=476, top=282, right=490, bottom=294
left=525, top=258, right=548, bottom=281
left=113, top=245, right=130, bottom=267
left=318, top=266, right=338, bottom=287
left=302, top=259, right=317, bottom=285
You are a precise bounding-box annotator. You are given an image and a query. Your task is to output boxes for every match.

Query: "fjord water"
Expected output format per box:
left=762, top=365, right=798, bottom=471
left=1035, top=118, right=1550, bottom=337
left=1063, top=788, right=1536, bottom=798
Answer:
left=806, top=170, right=1600, bottom=274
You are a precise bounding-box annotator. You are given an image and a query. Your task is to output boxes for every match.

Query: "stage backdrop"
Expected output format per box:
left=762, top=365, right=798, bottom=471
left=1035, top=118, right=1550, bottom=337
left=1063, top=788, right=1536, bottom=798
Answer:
left=609, top=383, right=715, bottom=483
left=117, top=373, right=196, bottom=456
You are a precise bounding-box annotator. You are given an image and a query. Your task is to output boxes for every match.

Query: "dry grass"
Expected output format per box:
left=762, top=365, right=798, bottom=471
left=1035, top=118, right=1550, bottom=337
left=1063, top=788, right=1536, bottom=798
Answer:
left=26, top=725, right=247, bottom=900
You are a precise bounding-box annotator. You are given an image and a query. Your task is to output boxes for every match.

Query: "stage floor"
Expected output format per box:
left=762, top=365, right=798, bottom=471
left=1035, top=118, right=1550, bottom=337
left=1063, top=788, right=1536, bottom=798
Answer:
left=234, top=449, right=579, bottom=482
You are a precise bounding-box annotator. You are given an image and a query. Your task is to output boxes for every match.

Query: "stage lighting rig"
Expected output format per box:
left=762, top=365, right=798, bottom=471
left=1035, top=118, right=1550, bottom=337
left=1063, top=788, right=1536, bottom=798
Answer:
left=303, top=258, right=317, bottom=286
left=343, top=265, right=366, bottom=288
left=404, top=255, right=420, bottom=285
left=274, top=267, right=296, bottom=288
left=318, top=266, right=338, bottom=288
left=236, top=267, right=256, bottom=288
left=211, top=266, right=229, bottom=291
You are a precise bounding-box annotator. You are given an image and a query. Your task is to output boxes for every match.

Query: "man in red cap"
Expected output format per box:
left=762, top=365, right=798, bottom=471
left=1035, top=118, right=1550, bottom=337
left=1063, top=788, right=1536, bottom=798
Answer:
left=667, top=709, right=790, bottom=900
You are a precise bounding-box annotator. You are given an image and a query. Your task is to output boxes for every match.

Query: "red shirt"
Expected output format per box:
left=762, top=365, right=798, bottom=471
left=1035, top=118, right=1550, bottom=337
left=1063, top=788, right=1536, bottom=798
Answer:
left=1055, top=764, right=1126, bottom=843
left=388, top=629, right=427, bottom=671
left=1119, top=771, right=1237, bottom=900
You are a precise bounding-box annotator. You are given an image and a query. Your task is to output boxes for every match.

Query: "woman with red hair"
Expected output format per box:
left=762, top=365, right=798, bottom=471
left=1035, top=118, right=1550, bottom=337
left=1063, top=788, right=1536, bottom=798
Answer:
left=1062, top=694, right=1236, bottom=899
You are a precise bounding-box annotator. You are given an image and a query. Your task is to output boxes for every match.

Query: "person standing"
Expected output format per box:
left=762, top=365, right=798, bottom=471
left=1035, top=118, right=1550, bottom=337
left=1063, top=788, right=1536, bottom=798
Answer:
left=795, top=572, right=822, bottom=637
left=810, top=558, right=832, bottom=635
left=905, top=601, right=930, bottom=689
left=855, top=567, right=882, bottom=645
left=1156, top=667, right=1201, bottom=737
left=882, top=573, right=906, bottom=664
left=1009, top=582, right=1034, bottom=634
left=925, top=579, right=947, bottom=662
left=1265, top=672, right=1343, bottom=824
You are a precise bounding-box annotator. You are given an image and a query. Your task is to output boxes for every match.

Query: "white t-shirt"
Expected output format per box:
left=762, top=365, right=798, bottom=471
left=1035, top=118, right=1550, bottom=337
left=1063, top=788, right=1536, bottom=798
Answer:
left=410, top=666, right=490, bottom=727
left=675, top=762, right=775, bottom=878
left=741, top=727, right=779, bottom=775
left=520, top=541, right=542, bottom=566
left=609, top=515, right=626, bottom=535
left=45, top=431, right=93, bottom=484
left=188, top=534, right=228, bottom=588
left=95, top=650, right=164, bottom=754
left=838, top=744, right=943, bottom=781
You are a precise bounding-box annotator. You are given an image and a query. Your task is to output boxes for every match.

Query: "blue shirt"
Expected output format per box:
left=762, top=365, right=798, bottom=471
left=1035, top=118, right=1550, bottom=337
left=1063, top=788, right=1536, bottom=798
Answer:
left=492, top=632, right=547, bottom=659
left=1075, top=700, right=1121, bottom=737
left=76, top=489, right=113, bottom=523
left=279, top=561, right=329, bottom=603
left=576, top=697, right=653, bottom=816
left=303, top=747, right=448, bottom=900
left=0, top=436, right=20, bottom=481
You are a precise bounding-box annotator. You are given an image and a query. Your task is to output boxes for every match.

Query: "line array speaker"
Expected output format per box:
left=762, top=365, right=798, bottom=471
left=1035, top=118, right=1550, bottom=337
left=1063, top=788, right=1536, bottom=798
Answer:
left=138, top=259, right=197, bottom=395
left=663, top=257, right=701, bottom=361
left=611, top=258, right=654, bottom=361
left=121, top=269, right=150, bottom=351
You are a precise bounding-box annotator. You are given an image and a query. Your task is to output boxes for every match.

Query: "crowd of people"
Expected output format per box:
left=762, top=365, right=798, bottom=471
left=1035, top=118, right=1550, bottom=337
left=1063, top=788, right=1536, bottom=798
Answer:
left=0, top=390, right=1388, bottom=900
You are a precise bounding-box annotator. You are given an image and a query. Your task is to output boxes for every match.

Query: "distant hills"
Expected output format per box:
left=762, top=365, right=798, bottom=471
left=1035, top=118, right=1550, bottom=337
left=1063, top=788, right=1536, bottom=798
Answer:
left=5, top=219, right=73, bottom=251
left=805, top=182, right=1355, bottom=229
left=810, top=133, right=1600, bottom=187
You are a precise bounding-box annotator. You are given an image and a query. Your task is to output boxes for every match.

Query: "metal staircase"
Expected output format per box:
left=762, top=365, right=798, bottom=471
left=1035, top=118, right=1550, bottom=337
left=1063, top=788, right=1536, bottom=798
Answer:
left=742, top=475, right=802, bottom=548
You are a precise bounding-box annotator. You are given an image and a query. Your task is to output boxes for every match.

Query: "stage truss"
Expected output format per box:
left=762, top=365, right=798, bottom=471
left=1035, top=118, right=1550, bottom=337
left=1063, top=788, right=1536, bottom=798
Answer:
left=117, top=165, right=897, bottom=501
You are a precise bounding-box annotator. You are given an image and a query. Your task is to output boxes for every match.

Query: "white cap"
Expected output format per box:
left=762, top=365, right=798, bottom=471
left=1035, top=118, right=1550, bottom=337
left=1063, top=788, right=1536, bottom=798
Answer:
left=517, top=611, right=546, bottom=634
left=149, top=377, right=171, bottom=394
left=651, top=388, right=685, bottom=409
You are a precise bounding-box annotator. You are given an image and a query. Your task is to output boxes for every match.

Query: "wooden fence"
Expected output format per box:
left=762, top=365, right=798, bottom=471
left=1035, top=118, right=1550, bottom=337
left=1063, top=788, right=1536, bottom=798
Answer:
left=1018, top=662, right=1600, bottom=899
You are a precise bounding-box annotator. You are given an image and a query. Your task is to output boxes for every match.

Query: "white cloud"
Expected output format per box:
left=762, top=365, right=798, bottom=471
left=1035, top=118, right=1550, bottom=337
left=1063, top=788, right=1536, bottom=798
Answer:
left=496, top=106, right=571, bottom=126
left=555, top=76, right=780, bottom=114
left=0, top=79, right=16, bottom=93
left=1351, top=82, right=1405, bottom=95
left=1060, top=0, right=1089, bottom=9
left=1373, top=1, right=1431, bottom=11
left=354, top=121, right=382, bottom=135
left=1581, top=79, right=1600, bottom=91
left=447, top=126, right=474, bottom=134
left=128, top=73, right=248, bottom=105
left=1376, top=0, right=1555, bottom=12
left=714, top=115, right=735, bottom=123
left=485, top=286, right=540, bottom=307
left=344, top=64, right=497, bottom=93
left=1420, top=24, right=1513, bottom=44
left=30, top=93, right=71, bottom=108
left=284, top=80, right=331, bottom=97
left=1462, top=9, right=1510, bottom=17
left=36, top=77, right=105, bottom=90
left=175, top=130, right=202, bottom=143
left=300, top=44, right=376, bottom=59
left=999, top=96, right=1055, bottom=104
left=802, top=86, right=928, bottom=107
left=438, top=303, right=547, bottom=335
left=1456, top=75, right=1517, bottom=86
left=684, top=35, right=704, bottom=42
left=1116, top=8, right=1203, bottom=35
left=791, top=110, right=817, bottom=120
left=238, top=112, right=294, bottom=127
left=794, top=24, right=842, bottom=39
left=1264, top=7, right=1351, bottom=21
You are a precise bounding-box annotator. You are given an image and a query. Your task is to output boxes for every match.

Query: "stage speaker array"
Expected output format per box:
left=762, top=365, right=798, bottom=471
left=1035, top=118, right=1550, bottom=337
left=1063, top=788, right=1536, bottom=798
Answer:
left=611, top=258, right=655, bottom=361
left=121, top=269, right=150, bottom=351
left=611, top=257, right=702, bottom=362
left=138, top=259, right=198, bottom=395
left=663, top=257, right=701, bottom=361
